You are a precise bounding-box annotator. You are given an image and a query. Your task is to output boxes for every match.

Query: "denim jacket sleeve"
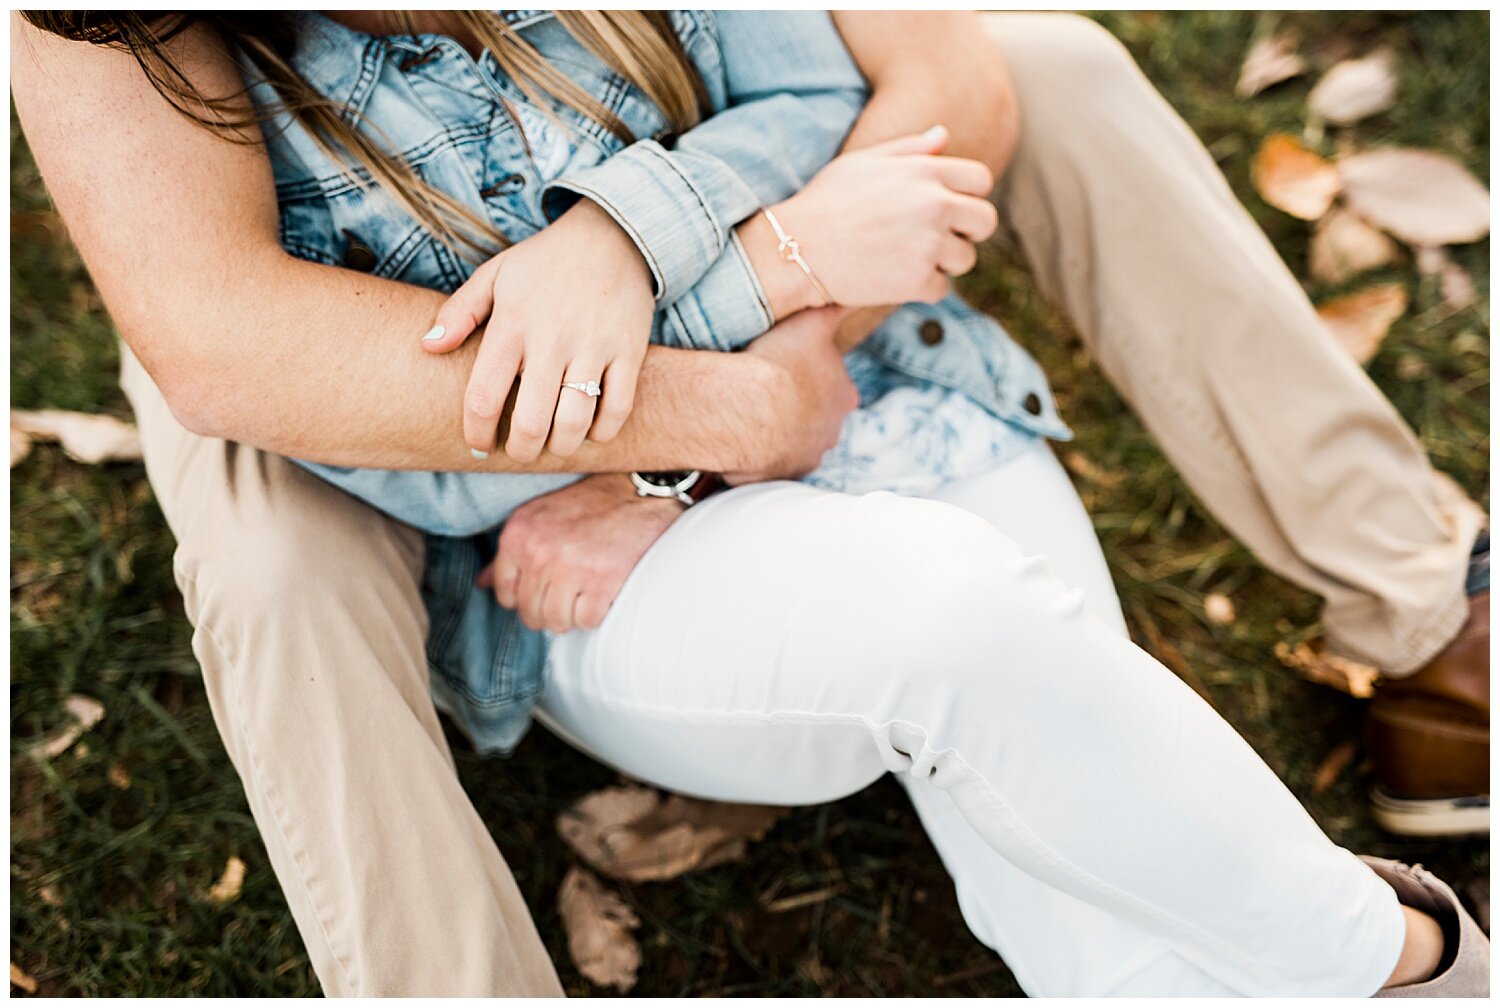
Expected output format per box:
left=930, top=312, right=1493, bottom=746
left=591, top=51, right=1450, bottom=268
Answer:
left=542, top=11, right=866, bottom=348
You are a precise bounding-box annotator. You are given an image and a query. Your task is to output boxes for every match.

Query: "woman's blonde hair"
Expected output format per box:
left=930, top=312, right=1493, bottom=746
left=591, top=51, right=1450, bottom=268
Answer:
left=23, top=11, right=706, bottom=259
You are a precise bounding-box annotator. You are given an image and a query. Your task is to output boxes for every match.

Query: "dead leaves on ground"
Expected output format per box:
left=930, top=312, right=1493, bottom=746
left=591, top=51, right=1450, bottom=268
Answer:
left=204, top=857, right=247, bottom=905
left=1273, top=641, right=1381, bottom=698
left=10, top=410, right=141, bottom=467
left=555, top=783, right=789, bottom=990
left=11, top=963, right=39, bottom=995
left=1241, top=31, right=1487, bottom=367
left=24, top=695, right=105, bottom=761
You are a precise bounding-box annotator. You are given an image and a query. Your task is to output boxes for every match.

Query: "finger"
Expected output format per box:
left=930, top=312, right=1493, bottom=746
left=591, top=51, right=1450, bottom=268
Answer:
left=863, top=124, right=948, bottom=157
left=504, top=355, right=565, bottom=462
left=519, top=570, right=549, bottom=632
left=493, top=551, right=522, bottom=609
left=588, top=351, right=643, bottom=443
left=424, top=257, right=500, bottom=353
left=548, top=366, right=603, bottom=457
left=574, top=591, right=611, bottom=631
left=937, top=235, right=978, bottom=277
left=543, top=582, right=580, bottom=634
left=475, top=559, right=496, bottom=589
left=947, top=194, right=1001, bottom=243
left=463, top=314, right=523, bottom=454
left=928, top=156, right=995, bottom=197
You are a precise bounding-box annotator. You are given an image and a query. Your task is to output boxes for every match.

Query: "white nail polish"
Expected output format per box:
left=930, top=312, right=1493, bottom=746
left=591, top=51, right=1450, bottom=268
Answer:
left=422, top=324, right=446, bottom=342
left=470, top=448, right=489, bottom=460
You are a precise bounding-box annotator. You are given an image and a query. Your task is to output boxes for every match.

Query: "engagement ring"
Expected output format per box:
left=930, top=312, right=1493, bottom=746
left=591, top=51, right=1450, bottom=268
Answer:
left=562, top=380, right=602, bottom=398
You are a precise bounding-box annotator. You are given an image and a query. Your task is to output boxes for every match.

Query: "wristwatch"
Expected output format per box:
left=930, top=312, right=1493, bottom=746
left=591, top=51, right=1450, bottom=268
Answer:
left=630, top=470, right=721, bottom=506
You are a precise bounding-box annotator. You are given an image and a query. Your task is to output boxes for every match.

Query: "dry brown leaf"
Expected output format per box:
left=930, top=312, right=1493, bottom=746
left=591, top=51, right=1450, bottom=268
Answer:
left=11, top=427, right=32, bottom=468
left=1274, top=641, right=1381, bottom=698
left=1312, top=739, right=1359, bottom=795
left=1236, top=34, right=1308, bottom=98
left=10, top=963, right=38, bottom=995
left=1316, top=284, right=1408, bottom=363
left=206, top=856, right=247, bottom=904
left=1338, top=148, right=1490, bottom=247
left=558, top=867, right=641, bottom=992
left=1204, top=593, right=1237, bottom=626
left=1308, top=48, right=1398, bottom=126
left=37, top=886, right=62, bottom=907
left=1062, top=451, right=1123, bottom=489
left=107, top=762, right=132, bottom=790
left=1309, top=207, right=1398, bottom=284
left=558, top=784, right=788, bottom=883
left=1251, top=134, right=1341, bottom=220
left=10, top=410, right=141, bottom=464
left=26, top=694, right=106, bottom=760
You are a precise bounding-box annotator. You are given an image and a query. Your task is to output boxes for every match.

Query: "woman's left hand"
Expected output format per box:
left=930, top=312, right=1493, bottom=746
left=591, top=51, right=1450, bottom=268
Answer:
left=478, top=473, right=681, bottom=633
left=422, top=199, right=655, bottom=462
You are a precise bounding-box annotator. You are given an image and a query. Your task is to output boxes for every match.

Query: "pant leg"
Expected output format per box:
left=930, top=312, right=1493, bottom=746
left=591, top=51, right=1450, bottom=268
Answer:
left=120, top=348, right=562, bottom=997
left=982, top=12, right=1483, bottom=675
left=537, top=466, right=1404, bottom=996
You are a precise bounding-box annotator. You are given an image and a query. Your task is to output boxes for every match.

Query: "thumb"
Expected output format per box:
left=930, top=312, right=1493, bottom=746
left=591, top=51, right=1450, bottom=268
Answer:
left=861, top=124, right=949, bottom=157
left=422, top=257, right=499, bottom=354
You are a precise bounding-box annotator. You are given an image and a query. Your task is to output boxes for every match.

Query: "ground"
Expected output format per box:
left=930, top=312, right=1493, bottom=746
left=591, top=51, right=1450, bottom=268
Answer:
left=10, top=11, right=1489, bottom=997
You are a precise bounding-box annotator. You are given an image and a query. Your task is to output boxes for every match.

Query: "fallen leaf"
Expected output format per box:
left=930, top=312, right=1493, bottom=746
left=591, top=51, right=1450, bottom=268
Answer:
left=1312, top=739, right=1358, bottom=794
left=1252, top=134, right=1341, bottom=220
left=1338, top=148, right=1490, bottom=247
left=1204, top=593, right=1237, bottom=626
left=1309, top=206, right=1399, bottom=284
left=10, top=410, right=141, bottom=464
left=1415, top=246, right=1479, bottom=311
left=107, top=762, right=132, bottom=790
left=1316, top=284, right=1408, bottom=363
left=1308, top=48, right=1398, bottom=126
left=1062, top=451, right=1123, bottom=489
left=558, top=784, right=788, bottom=883
left=558, top=867, right=641, bottom=992
left=11, top=427, right=32, bottom=468
left=26, top=694, right=106, bottom=760
left=10, top=963, right=38, bottom=995
left=205, top=856, right=246, bottom=904
left=1236, top=33, right=1308, bottom=98
left=1274, top=641, right=1381, bottom=698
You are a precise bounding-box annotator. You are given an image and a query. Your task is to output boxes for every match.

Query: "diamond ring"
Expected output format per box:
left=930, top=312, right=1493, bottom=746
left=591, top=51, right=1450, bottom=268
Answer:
left=561, top=380, right=602, bottom=398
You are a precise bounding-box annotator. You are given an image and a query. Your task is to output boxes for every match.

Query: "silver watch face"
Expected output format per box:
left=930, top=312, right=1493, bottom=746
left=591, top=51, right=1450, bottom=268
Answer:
left=635, top=470, right=696, bottom=490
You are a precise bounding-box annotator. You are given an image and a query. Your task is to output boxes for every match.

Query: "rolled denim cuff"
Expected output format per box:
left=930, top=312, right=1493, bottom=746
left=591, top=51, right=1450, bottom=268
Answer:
left=544, top=139, right=760, bottom=305
left=660, top=231, right=773, bottom=352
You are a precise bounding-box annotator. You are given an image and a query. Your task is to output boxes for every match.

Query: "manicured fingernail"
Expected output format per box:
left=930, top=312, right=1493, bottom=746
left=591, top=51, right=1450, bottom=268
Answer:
left=422, top=324, right=445, bottom=342
left=923, top=124, right=946, bottom=142
left=470, top=448, right=489, bottom=460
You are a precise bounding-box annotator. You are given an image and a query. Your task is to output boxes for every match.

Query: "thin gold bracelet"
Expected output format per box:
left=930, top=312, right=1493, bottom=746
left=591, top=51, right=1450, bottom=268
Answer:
left=760, top=207, right=833, bottom=308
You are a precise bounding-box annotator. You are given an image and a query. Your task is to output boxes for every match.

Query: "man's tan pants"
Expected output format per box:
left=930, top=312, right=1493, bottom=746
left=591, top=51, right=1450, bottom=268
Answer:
left=119, top=12, right=1483, bottom=996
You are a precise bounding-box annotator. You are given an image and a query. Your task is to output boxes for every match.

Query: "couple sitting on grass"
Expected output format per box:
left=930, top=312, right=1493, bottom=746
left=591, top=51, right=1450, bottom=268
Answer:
left=15, top=9, right=1488, bottom=997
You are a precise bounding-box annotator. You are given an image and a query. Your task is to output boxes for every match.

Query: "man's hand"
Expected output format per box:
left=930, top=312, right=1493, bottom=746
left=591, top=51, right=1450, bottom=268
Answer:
left=479, top=473, right=681, bottom=633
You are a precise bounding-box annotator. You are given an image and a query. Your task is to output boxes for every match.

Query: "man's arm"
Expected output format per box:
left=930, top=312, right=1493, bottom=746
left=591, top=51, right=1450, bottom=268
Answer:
left=10, top=15, right=820, bottom=476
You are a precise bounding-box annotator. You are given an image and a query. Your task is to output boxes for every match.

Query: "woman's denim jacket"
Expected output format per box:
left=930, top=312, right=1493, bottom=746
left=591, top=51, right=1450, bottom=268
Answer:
left=247, top=10, right=1071, bottom=754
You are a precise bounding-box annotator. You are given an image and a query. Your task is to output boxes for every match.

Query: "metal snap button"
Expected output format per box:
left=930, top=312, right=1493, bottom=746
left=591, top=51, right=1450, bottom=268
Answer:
left=918, top=320, right=944, bottom=346
left=1023, top=392, right=1043, bottom=415
left=479, top=174, right=526, bottom=199
left=341, top=230, right=378, bottom=273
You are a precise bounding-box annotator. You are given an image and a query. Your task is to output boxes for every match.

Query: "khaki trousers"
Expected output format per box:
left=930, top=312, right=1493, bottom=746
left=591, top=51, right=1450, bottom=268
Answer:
left=121, top=12, right=1480, bottom=996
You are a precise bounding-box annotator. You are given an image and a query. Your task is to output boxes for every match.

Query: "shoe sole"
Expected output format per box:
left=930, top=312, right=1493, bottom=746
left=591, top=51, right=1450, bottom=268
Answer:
left=1370, top=788, right=1489, bottom=838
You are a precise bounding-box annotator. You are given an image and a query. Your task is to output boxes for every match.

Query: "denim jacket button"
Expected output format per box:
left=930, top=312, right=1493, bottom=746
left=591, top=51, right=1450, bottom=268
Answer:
left=1023, top=392, right=1043, bottom=415
left=480, top=174, right=526, bottom=199
left=341, top=230, right=378, bottom=272
left=918, top=320, right=944, bottom=346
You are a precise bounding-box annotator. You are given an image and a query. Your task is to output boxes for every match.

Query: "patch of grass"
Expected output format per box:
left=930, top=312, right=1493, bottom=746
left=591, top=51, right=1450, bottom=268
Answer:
left=11, top=12, right=1488, bottom=997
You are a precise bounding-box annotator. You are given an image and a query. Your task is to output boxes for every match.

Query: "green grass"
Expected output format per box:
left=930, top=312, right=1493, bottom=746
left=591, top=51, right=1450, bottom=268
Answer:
left=11, top=11, right=1489, bottom=997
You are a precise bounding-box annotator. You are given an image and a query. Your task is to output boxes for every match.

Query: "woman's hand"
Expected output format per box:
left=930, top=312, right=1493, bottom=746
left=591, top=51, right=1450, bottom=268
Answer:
left=479, top=473, right=681, bottom=633
left=741, top=126, right=1000, bottom=318
left=421, top=199, right=655, bottom=462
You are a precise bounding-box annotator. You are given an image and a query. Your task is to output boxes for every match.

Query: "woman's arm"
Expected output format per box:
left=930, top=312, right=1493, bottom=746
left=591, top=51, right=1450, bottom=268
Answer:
left=10, top=15, right=840, bottom=476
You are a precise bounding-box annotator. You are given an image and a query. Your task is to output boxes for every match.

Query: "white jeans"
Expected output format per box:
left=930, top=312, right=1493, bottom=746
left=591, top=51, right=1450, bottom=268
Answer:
left=537, top=441, right=1405, bottom=996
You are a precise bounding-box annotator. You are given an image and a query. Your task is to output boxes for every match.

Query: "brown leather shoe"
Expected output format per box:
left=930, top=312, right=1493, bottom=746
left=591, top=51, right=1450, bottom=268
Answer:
left=1366, top=590, right=1489, bottom=838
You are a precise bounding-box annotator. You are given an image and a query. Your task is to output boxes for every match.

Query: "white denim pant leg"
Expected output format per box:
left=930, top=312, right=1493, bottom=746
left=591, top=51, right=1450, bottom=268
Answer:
left=537, top=441, right=1405, bottom=997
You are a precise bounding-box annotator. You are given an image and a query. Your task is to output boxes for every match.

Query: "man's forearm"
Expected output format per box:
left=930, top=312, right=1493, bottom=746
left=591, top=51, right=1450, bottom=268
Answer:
left=161, top=253, right=786, bottom=475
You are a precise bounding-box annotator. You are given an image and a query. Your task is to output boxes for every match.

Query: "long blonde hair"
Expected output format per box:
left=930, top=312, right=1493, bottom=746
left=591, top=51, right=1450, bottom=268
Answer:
left=23, top=11, right=707, bottom=259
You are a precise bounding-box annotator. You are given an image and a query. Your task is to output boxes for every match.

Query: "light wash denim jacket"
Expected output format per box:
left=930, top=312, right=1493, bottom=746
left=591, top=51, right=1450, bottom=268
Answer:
left=245, top=10, right=1070, bottom=754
